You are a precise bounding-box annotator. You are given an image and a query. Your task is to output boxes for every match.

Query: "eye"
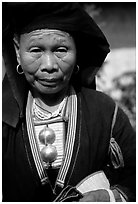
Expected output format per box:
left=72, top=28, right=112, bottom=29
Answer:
left=30, top=47, right=42, bottom=53
left=56, top=47, right=68, bottom=53
left=55, top=47, right=68, bottom=58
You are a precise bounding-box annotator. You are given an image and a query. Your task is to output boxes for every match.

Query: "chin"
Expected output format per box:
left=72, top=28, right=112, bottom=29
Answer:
left=35, top=84, right=64, bottom=95
left=32, top=80, right=69, bottom=96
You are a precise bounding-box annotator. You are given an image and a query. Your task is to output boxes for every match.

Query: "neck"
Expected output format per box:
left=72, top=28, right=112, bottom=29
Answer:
left=32, top=86, right=69, bottom=111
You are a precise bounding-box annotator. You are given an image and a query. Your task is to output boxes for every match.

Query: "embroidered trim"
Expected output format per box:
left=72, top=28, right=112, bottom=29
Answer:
left=56, top=86, right=77, bottom=187
left=66, top=95, right=82, bottom=186
left=26, top=86, right=77, bottom=187
left=26, top=92, right=48, bottom=184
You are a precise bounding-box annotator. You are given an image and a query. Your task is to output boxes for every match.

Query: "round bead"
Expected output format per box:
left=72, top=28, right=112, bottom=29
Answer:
left=41, top=145, right=58, bottom=163
left=39, top=127, right=56, bottom=145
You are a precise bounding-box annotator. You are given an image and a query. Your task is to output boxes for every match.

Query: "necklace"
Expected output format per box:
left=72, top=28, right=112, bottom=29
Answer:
left=33, top=96, right=68, bottom=120
left=26, top=86, right=77, bottom=186
left=32, top=96, right=68, bottom=167
left=39, top=125, right=58, bottom=167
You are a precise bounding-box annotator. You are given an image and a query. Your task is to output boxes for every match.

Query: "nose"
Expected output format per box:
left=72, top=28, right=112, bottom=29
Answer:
left=40, top=52, right=58, bottom=73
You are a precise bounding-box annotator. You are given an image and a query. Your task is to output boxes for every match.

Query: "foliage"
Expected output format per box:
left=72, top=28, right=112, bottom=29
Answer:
left=111, top=71, right=136, bottom=130
left=97, top=69, right=136, bottom=130
left=82, top=3, right=136, bottom=130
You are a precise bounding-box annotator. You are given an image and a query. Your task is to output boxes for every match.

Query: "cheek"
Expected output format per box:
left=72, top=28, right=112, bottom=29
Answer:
left=59, top=53, right=76, bottom=78
left=20, top=52, right=40, bottom=74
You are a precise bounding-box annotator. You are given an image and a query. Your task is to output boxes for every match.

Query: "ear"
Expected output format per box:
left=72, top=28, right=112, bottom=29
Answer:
left=13, top=35, right=21, bottom=64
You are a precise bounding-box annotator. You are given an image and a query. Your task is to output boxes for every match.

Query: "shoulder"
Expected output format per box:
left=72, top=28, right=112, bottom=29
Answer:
left=79, top=87, right=115, bottom=112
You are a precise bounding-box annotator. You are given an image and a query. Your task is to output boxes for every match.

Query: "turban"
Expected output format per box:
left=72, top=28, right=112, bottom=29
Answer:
left=2, top=2, right=110, bottom=88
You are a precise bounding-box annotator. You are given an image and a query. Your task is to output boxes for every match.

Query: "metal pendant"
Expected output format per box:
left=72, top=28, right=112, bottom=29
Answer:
left=39, top=126, right=58, bottom=165
left=41, top=145, right=58, bottom=163
left=39, top=126, right=56, bottom=145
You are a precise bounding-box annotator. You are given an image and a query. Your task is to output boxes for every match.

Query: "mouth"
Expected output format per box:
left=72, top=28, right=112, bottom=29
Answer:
left=37, top=78, right=61, bottom=87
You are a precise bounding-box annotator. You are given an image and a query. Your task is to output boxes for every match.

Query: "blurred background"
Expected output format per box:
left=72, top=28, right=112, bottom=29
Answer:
left=81, top=2, right=136, bottom=130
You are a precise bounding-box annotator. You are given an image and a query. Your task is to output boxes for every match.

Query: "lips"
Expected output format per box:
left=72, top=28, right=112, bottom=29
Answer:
left=37, top=77, right=61, bottom=87
left=42, top=78, right=58, bottom=82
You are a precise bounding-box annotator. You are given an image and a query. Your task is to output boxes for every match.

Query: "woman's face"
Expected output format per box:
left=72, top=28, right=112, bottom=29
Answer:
left=15, top=29, right=77, bottom=95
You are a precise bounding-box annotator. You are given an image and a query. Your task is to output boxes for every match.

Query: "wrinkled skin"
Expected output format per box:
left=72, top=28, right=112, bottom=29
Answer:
left=14, top=29, right=77, bottom=104
left=14, top=30, right=111, bottom=202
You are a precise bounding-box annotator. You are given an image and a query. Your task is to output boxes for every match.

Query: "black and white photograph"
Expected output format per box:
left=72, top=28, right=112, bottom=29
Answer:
left=2, top=2, right=136, bottom=202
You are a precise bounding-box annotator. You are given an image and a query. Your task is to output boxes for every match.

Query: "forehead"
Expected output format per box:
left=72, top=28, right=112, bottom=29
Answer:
left=20, top=29, right=74, bottom=44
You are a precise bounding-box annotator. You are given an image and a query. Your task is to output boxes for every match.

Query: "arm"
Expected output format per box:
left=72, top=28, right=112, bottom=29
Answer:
left=79, top=105, right=136, bottom=202
left=109, top=106, right=136, bottom=201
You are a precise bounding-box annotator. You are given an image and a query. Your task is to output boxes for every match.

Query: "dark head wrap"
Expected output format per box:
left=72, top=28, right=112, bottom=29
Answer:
left=3, top=2, right=110, bottom=88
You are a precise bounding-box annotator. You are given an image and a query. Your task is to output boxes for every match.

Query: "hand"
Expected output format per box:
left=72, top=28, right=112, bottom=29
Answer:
left=79, top=189, right=110, bottom=202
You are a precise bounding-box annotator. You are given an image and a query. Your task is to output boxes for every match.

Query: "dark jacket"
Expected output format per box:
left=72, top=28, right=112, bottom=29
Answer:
left=2, top=3, right=135, bottom=201
left=2, top=75, right=136, bottom=201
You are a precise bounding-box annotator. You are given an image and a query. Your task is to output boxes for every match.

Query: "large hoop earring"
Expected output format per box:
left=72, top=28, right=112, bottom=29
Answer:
left=16, top=64, right=24, bottom=74
left=74, top=65, right=80, bottom=75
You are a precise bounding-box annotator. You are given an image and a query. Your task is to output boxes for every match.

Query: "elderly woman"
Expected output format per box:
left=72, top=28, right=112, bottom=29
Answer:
left=2, top=2, right=135, bottom=202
